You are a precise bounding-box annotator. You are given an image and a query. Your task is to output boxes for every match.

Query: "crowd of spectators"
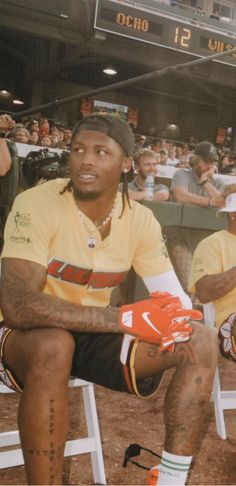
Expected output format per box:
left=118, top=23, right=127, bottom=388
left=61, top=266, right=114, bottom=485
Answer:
left=133, top=133, right=236, bottom=175
left=2, top=113, right=236, bottom=176
left=5, top=116, right=72, bottom=150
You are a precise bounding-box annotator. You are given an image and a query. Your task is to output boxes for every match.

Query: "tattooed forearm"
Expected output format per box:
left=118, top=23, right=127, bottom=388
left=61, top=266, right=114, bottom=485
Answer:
left=196, top=268, right=236, bottom=304
left=147, top=343, right=159, bottom=359
left=0, top=257, right=120, bottom=333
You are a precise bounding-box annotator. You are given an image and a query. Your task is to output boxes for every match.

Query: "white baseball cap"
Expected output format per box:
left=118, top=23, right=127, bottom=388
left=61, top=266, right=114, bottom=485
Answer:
left=217, top=192, right=236, bottom=214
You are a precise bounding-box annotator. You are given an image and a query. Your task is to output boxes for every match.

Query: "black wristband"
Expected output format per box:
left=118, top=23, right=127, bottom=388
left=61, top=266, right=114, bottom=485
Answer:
left=0, top=132, right=6, bottom=139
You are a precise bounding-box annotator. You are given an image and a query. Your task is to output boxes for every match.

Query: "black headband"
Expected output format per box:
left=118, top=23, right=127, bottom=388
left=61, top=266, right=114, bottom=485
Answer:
left=72, top=113, right=135, bottom=157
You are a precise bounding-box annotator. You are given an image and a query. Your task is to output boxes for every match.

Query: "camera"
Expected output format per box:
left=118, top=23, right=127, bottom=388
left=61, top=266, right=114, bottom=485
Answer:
left=22, top=148, right=70, bottom=187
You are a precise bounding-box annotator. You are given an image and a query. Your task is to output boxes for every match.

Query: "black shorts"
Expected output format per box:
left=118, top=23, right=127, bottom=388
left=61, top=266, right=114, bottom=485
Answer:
left=71, top=332, right=164, bottom=398
left=0, top=326, right=163, bottom=398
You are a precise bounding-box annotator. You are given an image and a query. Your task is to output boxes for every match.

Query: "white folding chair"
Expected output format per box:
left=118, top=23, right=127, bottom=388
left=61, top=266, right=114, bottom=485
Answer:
left=203, top=303, right=236, bottom=440
left=0, top=378, right=106, bottom=484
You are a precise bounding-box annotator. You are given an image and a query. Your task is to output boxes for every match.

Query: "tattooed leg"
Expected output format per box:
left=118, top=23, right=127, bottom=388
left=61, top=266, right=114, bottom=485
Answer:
left=134, top=322, right=218, bottom=455
left=4, top=328, right=75, bottom=485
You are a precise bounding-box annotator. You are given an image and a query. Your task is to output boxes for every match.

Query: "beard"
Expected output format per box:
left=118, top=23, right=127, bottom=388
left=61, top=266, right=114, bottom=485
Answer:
left=72, top=185, right=102, bottom=201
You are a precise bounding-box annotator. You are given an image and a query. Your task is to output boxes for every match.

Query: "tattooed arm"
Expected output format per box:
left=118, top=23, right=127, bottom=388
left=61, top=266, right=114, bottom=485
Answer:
left=195, top=267, right=236, bottom=303
left=0, top=139, right=12, bottom=176
left=0, top=114, right=15, bottom=176
left=0, top=257, right=120, bottom=332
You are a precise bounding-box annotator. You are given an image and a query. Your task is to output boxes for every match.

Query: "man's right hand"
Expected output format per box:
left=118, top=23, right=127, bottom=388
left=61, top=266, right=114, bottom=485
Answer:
left=119, top=292, right=202, bottom=352
left=0, top=114, right=15, bottom=133
left=199, top=166, right=215, bottom=183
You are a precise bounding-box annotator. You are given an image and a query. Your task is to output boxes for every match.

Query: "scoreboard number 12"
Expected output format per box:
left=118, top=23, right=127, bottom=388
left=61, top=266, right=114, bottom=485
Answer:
left=174, top=27, right=192, bottom=48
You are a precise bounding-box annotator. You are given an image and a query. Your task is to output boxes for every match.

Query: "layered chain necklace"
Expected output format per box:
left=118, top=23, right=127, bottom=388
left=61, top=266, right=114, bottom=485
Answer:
left=73, top=194, right=117, bottom=249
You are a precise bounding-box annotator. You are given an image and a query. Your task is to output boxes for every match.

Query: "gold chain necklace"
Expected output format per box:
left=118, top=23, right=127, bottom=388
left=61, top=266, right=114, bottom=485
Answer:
left=73, top=194, right=117, bottom=249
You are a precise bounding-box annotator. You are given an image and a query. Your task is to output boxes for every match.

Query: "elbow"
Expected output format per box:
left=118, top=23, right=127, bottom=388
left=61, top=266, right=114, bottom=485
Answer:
left=172, top=191, right=186, bottom=204
left=1, top=311, right=21, bottom=329
left=195, top=290, right=210, bottom=304
left=161, top=192, right=169, bottom=202
left=1, top=299, right=23, bottom=329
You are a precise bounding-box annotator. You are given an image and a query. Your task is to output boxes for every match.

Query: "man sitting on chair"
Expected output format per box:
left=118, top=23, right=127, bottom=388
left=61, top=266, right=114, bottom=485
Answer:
left=189, top=184, right=236, bottom=362
left=0, top=114, right=217, bottom=486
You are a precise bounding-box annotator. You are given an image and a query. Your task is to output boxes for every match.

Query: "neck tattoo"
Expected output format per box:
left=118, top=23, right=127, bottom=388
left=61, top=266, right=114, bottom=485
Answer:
left=73, top=194, right=117, bottom=249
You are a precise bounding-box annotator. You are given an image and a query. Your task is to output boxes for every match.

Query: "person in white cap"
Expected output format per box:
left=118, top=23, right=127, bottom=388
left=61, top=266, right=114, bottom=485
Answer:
left=189, top=184, right=236, bottom=361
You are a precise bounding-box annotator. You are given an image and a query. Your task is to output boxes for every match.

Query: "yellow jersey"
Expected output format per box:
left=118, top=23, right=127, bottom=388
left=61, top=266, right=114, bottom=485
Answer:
left=1, top=179, right=172, bottom=308
left=189, top=229, right=236, bottom=328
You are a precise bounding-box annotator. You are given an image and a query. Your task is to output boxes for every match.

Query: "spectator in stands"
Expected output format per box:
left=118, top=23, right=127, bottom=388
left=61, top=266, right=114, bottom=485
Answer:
left=179, top=143, right=193, bottom=166
left=189, top=184, right=236, bottom=363
left=57, top=128, right=67, bottom=149
left=9, top=125, right=30, bottom=144
left=63, top=128, right=72, bottom=148
left=128, top=148, right=169, bottom=201
left=38, top=117, right=50, bottom=138
left=0, top=114, right=15, bottom=176
left=176, top=145, right=183, bottom=159
left=134, top=134, right=147, bottom=152
left=160, top=139, right=169, bottom=151
left=165, top=142, right=225, bottom=295
left=50, top=125, right=59, bottom=136
left=167, top=147, right=180, bottom=166
left=171, top=141, right=224, bottom=208
left=152, top=139, right=161, bottom=154
left=159, top=149, right=169, bottom=165
left=50, top=132, right=60, bottom=147
left=29, top=130, right=39, bottom=145
left=218, top=155, right=233, bottom=175
left=39, top=135, right=52, bottom=147
left=27, top=119, right=39, bottom=132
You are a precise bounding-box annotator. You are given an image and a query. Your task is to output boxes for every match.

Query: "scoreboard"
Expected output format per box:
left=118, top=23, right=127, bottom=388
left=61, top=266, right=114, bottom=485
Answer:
left=94, top=0, right=236, bottom=67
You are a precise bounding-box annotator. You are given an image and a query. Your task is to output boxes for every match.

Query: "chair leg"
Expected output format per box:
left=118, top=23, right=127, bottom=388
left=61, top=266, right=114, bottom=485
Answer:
left=211, top=367, right=227, bottom=440
left=82, top=384, right=106, bottom=485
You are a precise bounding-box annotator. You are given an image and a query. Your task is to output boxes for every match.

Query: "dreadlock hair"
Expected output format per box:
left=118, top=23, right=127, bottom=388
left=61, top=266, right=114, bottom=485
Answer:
left=60, top=179, right=73, bottom=195
left=119, top=170, right=132, bottom=217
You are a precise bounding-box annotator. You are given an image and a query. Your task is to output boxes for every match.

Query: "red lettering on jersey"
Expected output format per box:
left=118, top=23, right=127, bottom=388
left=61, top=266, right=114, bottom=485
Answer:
left=59, top=265, right=91, bottom=285
left=47, top=259, right=65, bottom=278
left=89, top=271, right=128, bottom=289
left=47, top=258, right=128, bottom=288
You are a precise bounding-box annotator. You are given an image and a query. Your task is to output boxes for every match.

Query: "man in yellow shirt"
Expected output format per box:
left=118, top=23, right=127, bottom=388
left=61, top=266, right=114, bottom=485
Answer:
left=0, top=114, right=217, bottom=486
left=189, top=184, right=236, bottom=361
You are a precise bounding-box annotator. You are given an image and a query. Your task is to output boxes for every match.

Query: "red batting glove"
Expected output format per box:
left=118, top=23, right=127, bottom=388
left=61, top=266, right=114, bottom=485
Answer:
left=119, top=291, right=202, bottom=352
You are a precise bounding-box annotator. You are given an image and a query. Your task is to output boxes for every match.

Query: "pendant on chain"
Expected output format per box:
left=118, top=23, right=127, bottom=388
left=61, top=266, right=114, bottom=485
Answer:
left=88, top=235, right=96, bottom=249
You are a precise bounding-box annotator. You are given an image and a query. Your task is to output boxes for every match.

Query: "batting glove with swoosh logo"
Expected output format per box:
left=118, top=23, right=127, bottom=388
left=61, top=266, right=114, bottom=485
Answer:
left=119, top=291, right=202, bottom=352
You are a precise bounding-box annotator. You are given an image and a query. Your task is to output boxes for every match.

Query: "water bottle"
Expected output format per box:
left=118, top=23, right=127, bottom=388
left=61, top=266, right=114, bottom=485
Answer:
left=144, top=173, right=154, bottom=200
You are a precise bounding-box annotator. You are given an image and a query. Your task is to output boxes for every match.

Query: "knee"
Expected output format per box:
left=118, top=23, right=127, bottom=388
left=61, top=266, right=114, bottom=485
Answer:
left=188, top=322, right=218, bottom=369
left=174, top=322, right=218, bottom=371
left=23, top=329, right=75, bottom=384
